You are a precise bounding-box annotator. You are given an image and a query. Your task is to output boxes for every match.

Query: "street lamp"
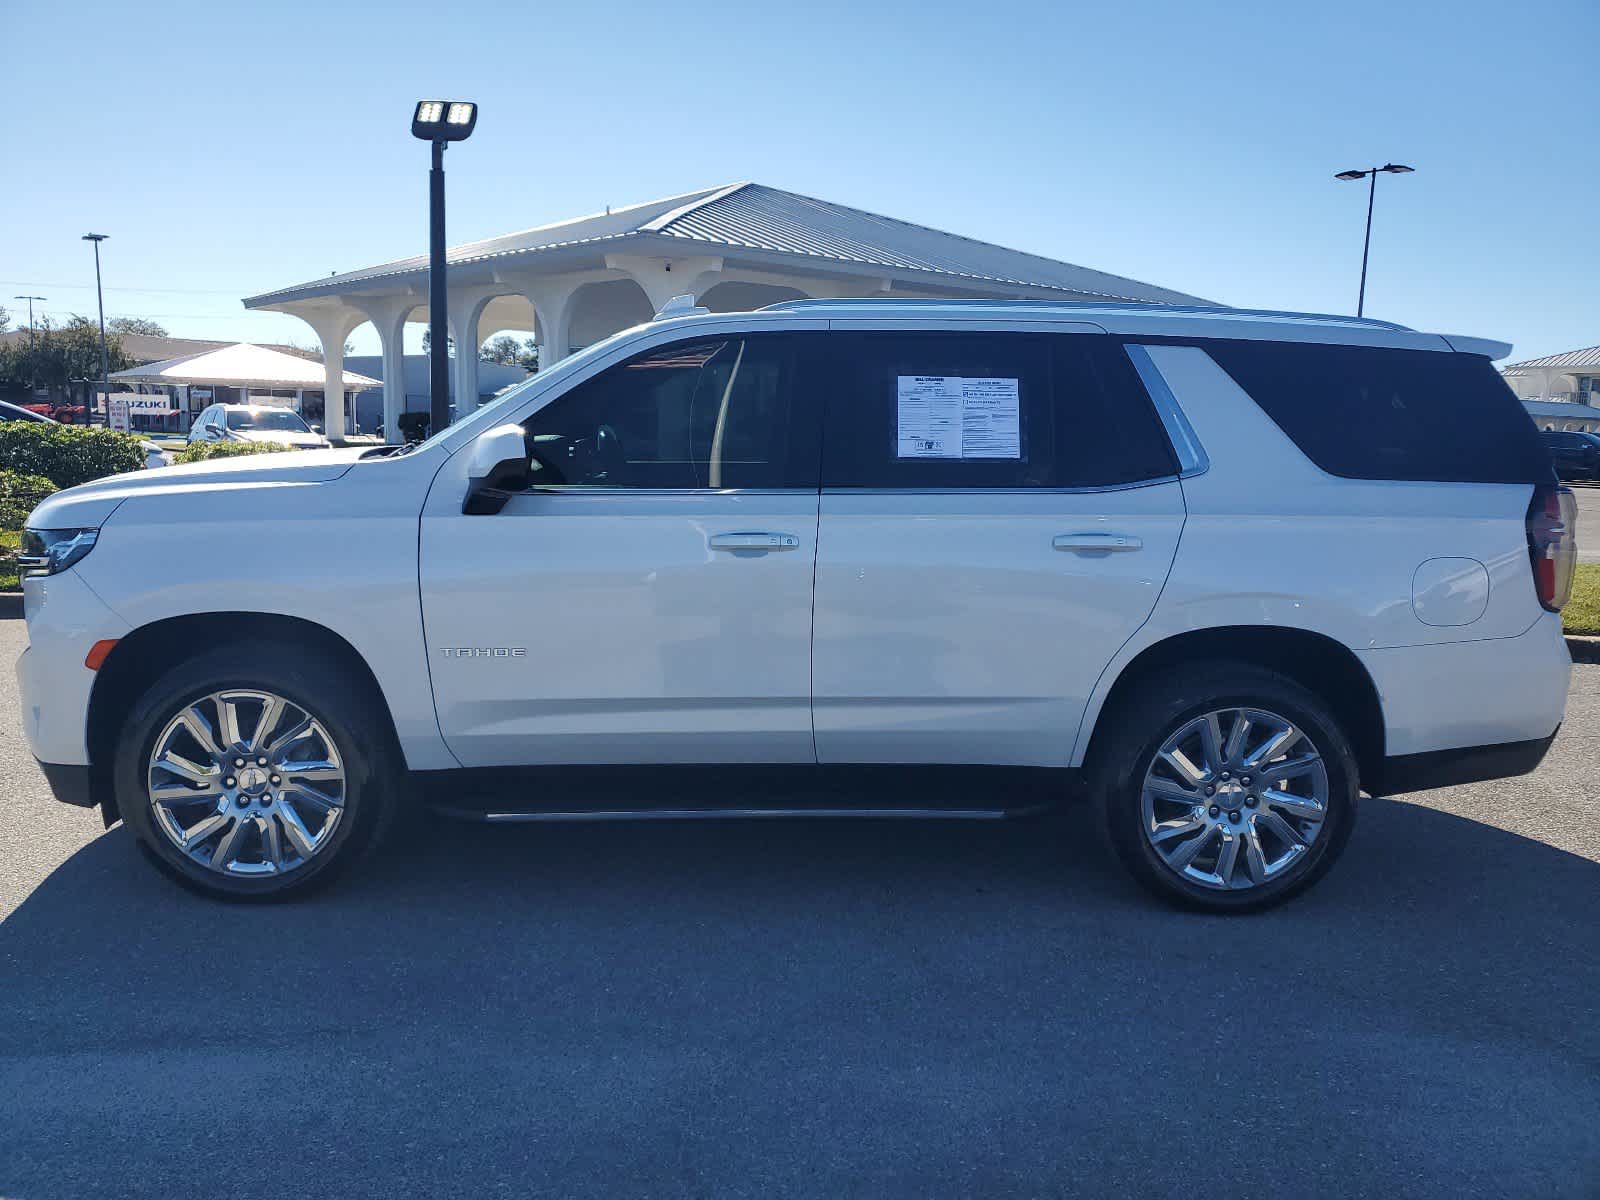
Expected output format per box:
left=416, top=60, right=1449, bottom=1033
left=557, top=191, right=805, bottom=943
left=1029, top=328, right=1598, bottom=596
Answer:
left=1334, top=163, right=1413, bottom=317
left=411, top=100, right=478, bottom=438
left=82, top=234, right=112, bottom=426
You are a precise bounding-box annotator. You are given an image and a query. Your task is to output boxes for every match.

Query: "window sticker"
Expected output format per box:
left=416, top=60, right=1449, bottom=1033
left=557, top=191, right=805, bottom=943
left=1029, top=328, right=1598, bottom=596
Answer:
left=896, top=375, right=1021, bottom=459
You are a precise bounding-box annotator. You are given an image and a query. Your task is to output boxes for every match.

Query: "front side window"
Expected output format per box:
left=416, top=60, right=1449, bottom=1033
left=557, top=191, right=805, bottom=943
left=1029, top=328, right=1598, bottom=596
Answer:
left=520, top=335, right=814, bottom=489
left=227, top=408, right=311, bottom=433
left=820, top=332, right=1177, bottom=489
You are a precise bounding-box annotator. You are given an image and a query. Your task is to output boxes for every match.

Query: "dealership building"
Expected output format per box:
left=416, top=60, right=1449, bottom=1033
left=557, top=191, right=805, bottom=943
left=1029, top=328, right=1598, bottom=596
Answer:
left=242, top=182, right=1209, bottom=442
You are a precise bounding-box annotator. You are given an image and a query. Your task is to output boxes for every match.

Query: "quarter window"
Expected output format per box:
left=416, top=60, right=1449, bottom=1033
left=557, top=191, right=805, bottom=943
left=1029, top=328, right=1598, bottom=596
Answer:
left=520, top=335, right=815, bottom=489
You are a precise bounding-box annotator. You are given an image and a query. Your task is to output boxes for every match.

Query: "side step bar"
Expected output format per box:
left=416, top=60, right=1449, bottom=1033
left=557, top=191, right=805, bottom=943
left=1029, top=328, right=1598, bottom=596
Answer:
left=432, top=805, right=1018, bottom=824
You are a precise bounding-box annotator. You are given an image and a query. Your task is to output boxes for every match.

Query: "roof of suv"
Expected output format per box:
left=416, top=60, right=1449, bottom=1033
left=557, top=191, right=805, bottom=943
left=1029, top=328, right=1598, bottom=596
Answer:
left=752, top=298, right=1510, bottom=359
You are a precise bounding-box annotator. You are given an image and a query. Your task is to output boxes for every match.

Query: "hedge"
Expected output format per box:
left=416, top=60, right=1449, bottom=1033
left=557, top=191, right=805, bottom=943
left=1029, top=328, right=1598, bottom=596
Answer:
left=0, top=423, right=147, bottom=490
left=0, top=469, right=57, bottom=530
left=175, top=440, right=295, bottom=463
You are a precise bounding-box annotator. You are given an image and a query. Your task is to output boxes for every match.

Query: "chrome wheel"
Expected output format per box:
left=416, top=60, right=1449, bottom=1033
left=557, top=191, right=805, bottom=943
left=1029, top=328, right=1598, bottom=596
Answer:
left=146, top=690, right=346, bottom=877
left=1140, top=707, right=1329, bottom=891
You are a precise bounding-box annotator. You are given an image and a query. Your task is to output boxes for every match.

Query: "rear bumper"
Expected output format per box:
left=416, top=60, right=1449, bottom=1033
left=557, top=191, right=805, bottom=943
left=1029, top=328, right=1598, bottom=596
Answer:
left=1371, top=729, right=1559, bottom=797
left=1357, top=613, right=1571, bottom=759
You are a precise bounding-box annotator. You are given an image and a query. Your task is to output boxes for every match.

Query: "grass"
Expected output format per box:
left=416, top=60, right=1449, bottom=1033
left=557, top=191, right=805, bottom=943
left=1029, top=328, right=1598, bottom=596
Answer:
left=1565, top=564, right=1600, bottom=637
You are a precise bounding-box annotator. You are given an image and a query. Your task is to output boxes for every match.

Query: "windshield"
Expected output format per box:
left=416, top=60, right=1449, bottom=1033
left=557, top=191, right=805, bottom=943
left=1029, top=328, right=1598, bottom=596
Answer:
left=227, top=408, right=311, bottom=433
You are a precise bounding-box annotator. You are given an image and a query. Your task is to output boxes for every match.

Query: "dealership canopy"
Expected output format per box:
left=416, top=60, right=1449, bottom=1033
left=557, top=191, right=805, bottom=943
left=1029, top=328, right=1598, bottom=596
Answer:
left=109, top=342, right=380, bottom=391
left=243, top=181, right=1212, bottom=442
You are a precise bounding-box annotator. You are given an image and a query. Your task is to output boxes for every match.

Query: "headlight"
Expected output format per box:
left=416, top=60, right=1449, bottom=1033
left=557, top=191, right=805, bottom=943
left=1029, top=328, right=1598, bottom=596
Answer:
left=19, top=528, right=99, bottom=578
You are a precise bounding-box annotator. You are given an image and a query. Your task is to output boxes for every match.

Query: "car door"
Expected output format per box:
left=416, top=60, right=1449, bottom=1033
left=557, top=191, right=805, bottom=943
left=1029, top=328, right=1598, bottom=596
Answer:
left=420, top=331, right=823, bottom=767
left=811, top=328, right=1187, bottom=767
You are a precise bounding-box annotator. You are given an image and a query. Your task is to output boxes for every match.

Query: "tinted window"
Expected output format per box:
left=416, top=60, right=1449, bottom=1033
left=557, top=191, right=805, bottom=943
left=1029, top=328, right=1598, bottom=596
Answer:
left=521, top=335, right=814, bottom=489
left=1204, top=341, right=1552, bottom=484
left=821, top=332, right=1176, bottom=488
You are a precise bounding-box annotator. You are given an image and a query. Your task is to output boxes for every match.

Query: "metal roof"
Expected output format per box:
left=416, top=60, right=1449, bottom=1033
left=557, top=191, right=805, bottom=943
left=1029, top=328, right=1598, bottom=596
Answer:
left=1501, top=344, right=1600, bottom=371
left=244, top=182, right=1209, bottom=308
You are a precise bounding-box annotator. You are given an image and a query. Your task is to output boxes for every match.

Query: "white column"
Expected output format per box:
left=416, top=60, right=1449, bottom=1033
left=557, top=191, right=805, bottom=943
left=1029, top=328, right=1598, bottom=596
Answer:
left=518, top=281, right=582, bottom=368
left=354, top=297, right=417, bottom=444
left=448, top=288, right=502, bottom=422
left=299, top=305, right=364, bottom=443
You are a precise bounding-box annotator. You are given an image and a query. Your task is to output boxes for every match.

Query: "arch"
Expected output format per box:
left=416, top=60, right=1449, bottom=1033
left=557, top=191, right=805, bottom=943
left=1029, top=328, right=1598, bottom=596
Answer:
left=567, top=278, right=655, bottom=350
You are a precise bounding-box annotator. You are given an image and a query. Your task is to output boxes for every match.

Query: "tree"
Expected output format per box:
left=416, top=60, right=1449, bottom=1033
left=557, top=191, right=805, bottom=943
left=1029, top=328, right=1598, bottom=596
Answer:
left=480, top=334, right=538, bottom=372
left=420, top=328, right=453, bottom=357
left=0, top=306, right=10, bottom=334
left=107, top=316, right=168, bottom=337
left=0, top=316, right=131, bottom=397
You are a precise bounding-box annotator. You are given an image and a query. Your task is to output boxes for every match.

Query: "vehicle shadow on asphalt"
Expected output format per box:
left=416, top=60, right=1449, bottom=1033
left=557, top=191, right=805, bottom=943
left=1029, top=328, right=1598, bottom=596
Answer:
left=3, top=798, right=1598, bottom=1197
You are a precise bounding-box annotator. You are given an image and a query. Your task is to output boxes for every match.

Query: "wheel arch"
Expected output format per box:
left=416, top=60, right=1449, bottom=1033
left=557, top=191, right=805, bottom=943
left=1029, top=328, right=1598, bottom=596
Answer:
left=86, top=612, right=403, bottom=825
left=1077, top=625, right=1386, bottom=788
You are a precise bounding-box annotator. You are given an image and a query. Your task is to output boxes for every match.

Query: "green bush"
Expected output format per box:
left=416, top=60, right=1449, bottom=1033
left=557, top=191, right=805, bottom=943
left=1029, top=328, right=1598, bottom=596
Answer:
left=0, top=469, right=56, bottom=530
left=175, top=440, right=295, bottom=464
left=0, top=422, right=146, bottom=490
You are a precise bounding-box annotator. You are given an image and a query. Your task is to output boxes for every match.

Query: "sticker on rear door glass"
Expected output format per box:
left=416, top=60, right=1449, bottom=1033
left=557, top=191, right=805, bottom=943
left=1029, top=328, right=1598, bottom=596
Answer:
left=896, top=376, right=1021, bottom=459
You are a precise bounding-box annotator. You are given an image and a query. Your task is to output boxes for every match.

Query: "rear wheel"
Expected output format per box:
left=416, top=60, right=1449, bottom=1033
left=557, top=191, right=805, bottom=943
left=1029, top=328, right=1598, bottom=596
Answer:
left=113, top=642, right=401, bottom=900
left=1097, top=662, right=1357, bottom=912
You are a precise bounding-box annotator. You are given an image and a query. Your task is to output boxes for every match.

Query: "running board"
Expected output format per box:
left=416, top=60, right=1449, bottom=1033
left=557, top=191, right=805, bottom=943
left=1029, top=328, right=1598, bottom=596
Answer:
left=432, top=805, right=1016, bottom=824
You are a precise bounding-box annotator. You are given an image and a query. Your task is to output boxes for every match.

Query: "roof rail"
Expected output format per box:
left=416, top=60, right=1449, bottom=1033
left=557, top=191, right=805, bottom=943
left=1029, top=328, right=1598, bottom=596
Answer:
left=758, top=297, right=1415, bottom=333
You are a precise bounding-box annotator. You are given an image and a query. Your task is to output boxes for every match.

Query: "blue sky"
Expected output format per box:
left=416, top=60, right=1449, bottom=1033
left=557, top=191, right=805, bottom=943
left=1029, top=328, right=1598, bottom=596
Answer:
left=5, top=0, right=1595, bottom=361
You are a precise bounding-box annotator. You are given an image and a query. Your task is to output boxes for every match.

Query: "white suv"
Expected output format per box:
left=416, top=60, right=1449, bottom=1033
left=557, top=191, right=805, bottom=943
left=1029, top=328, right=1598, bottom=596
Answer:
left=15, top=300, right=1577, bottom=910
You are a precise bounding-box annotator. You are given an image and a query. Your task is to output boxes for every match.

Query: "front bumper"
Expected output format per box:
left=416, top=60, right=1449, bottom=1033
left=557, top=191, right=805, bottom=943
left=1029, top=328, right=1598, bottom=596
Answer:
left=15, top=568, right=130, bottom=768
left=36, top=760, right=95, bottom=807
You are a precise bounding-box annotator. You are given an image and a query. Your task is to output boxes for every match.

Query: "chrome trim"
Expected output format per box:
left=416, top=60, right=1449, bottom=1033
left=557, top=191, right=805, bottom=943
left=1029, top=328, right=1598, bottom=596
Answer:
left=820, top=476, right=1181, bottom=497
left=1125, top=343, right=1210, bottom=478
left=515, top=486, right=819, bottom=497
left=467, top=807, right=1010, bottom=823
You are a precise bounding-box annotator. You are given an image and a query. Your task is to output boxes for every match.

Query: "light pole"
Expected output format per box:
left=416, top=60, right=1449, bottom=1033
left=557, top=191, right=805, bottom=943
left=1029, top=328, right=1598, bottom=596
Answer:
left=82, top=234, right=111, bottom=424
left=410, top=100, right=478, bottom=438
left=1334, top=163, right=1413, bottom=317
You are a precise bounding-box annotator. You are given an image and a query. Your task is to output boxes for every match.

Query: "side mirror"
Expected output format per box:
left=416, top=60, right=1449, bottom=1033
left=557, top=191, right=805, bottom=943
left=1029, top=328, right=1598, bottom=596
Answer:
left=310, top=423, right=324, bottom=435
left=463, top=423, right=531, bottom=515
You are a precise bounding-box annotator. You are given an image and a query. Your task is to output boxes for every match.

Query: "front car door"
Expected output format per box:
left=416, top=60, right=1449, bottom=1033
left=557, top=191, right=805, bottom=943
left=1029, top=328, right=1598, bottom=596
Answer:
left=420, top=329, right=823, bottom=767
left=810, top=325, right=1188, bottom=767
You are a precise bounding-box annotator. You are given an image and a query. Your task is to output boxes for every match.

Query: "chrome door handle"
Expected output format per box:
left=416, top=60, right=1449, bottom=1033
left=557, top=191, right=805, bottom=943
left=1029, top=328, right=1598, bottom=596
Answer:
left=1053, top=533, right=1143, bottom=554
left=709, top=532, right=802, bottom=552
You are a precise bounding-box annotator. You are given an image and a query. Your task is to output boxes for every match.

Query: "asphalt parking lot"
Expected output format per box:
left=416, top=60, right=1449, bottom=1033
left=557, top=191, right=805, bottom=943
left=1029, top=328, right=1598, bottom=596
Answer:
left=1, top=618, right=1597, bottom=1198
left=1573, top=480, right=1599, bottom=562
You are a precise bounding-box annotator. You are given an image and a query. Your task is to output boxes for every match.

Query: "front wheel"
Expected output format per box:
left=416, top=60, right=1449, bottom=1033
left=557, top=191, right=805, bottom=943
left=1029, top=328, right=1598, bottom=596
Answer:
left=1097, top=662, right=1357, bottom=913
left=114, top=641, right=401, bottom=900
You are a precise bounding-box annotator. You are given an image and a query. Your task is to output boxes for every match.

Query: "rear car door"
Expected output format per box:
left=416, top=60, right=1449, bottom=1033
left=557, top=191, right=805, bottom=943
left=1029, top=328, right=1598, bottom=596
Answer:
left=420, top=331, right=823, bottom=767
left=811, top=328, right=1187, bottom=766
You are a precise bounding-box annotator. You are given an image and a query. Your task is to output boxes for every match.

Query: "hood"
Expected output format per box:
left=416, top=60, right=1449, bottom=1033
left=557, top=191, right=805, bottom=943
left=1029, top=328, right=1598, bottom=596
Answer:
left=25, top=447, right=368, bottom=531
left=231, top=429, right=327, bottom=447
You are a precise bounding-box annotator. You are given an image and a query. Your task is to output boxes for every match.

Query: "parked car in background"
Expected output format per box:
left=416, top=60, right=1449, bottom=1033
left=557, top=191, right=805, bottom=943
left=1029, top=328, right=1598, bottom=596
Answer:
left=14, top=300, right=1577, bottom=911
left=187, top=404, right=328, bottom=449
left=1540, top=429, right=1600, bottom=482
left=0, top=399, right=171, bottom=469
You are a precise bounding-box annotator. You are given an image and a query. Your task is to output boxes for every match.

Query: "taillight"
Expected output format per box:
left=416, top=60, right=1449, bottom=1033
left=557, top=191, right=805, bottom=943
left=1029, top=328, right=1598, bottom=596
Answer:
left=1526, top=484, right=1578, bottom=612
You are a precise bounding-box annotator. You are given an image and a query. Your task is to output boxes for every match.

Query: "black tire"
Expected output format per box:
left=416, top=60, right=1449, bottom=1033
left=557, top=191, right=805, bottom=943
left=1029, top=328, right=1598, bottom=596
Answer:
left=114, top=640, right=403, bottom=901
left=1095, top=661, right=1357, bottom=913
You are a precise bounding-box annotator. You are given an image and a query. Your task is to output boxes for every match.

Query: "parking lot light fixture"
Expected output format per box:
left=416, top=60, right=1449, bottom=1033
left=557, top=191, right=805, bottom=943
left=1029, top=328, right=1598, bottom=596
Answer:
left=82, top=234, right=111, bottom=422
left=411, top=101, right=478, bottom=437
left=1334, top=163, right=1415, bottom=317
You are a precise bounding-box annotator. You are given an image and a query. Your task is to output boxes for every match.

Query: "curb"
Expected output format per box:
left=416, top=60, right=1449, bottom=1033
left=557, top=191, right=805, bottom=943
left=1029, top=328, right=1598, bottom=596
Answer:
left=1569, top=636, right=1600, bottom=665
left=0, top=593, right=20, bottom=619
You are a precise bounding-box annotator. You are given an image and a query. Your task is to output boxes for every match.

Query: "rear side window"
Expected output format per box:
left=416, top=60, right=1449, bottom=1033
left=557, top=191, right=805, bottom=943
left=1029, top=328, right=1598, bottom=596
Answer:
left=821, top=332, right=1176, bottom=488
left=1204, top=340, right=1552, bottom=484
